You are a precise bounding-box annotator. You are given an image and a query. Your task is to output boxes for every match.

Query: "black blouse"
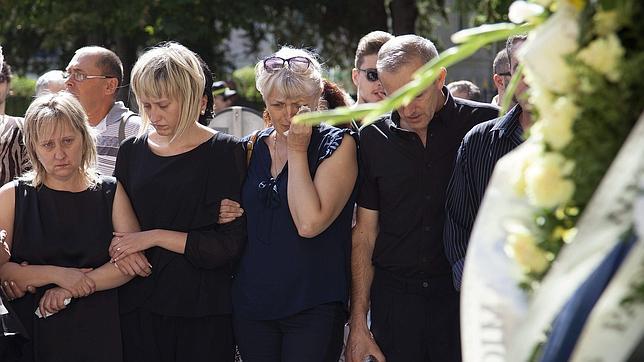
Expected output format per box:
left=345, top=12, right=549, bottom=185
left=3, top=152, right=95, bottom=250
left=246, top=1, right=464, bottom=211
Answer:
left=114, top=132, right=247, bottom=317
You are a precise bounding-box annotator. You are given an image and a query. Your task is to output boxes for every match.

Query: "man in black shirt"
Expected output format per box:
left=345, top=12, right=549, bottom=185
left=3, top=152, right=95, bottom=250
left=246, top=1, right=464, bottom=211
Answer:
left=346, top=35, right=499, bottom=362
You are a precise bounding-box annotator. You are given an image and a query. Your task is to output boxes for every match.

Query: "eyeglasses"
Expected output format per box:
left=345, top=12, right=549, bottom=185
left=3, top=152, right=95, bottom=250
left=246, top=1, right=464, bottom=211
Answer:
left=63, top=71, right=116, bottom=82
left=263, top=56, right=312, bottom=74
left=358, top=68, right=379, bottom=82
left=497, top=72, right=511, bottom=77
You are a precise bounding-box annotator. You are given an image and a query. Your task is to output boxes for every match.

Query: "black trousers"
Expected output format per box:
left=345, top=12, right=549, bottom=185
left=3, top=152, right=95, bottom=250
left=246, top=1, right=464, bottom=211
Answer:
left=234, top=302, right=346, bottom=362
left=370, top=269, right=461, bottom=362
left=121, top=310, right=235, bottom=362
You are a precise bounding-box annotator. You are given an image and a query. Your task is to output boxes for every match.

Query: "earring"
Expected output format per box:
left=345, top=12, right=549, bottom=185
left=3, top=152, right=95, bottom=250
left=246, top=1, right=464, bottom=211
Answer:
left=200, top=110, right=205, bottom=115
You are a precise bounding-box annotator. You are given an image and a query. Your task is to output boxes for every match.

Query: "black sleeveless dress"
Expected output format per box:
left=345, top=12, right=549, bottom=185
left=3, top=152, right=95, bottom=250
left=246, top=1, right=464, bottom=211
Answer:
left=7, top=177, right=122, bottom=362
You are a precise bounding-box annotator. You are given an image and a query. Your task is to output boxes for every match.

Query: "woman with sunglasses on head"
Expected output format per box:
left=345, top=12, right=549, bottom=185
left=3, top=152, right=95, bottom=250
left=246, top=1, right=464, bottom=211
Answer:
left=228, top=47, right=358, bottom=362
left=107, top=42, right=246, bottom=362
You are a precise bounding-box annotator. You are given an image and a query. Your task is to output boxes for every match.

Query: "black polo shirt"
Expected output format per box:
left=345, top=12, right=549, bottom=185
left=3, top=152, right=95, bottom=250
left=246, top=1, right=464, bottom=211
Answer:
left=358, top=88, right=499, bottom=279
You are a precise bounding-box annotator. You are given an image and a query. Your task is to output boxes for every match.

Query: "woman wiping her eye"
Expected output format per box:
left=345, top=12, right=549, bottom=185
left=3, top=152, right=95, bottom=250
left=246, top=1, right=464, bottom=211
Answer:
left=226, top=46, right=358, bottom=362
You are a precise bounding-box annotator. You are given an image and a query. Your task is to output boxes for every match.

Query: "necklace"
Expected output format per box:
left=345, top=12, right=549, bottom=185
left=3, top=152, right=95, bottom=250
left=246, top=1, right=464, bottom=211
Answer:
left=271, top=131, right=284, bottom=178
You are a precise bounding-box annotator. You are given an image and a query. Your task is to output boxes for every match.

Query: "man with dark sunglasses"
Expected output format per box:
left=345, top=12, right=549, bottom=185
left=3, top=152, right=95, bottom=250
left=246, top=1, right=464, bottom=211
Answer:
left=351, top=31, right=393, bottom=104
left=347, top=35, right=499, bottom=362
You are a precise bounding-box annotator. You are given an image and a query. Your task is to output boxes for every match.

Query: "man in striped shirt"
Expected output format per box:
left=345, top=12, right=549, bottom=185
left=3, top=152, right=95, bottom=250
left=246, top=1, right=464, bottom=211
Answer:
left=65, top=46, right=141, bottom=175
left=444, top=35, right=531, bottom=291
left=0, top=61, right=30, bottom=184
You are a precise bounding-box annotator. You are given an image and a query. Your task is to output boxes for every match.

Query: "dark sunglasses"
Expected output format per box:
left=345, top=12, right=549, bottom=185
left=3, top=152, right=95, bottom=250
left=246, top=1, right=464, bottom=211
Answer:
left=0, top=74, right=7, bottom=83
left=497, top=72, right=511, bottom=77
left=358, top=68, right=379, bottom=82
left=263, top=56, right=312, bottom=74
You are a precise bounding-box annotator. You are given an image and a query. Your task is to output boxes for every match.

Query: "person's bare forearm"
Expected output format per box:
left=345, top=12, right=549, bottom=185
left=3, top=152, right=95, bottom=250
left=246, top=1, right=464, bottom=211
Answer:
left=86, top=263, right=133, bottom=291
left=287, top=149, right=324, bottom=233
left=0, top=263, right=63, bottom=289
left=350, top=220, right=377, bottom=333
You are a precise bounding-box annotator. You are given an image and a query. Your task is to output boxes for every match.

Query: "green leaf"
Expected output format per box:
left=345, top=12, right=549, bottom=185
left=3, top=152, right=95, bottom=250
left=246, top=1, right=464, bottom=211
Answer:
left=450, top=22, right=522, bottom=44
left=500, top=62, right=524, bottom=115
left=294, top=22, right=535, bottom=127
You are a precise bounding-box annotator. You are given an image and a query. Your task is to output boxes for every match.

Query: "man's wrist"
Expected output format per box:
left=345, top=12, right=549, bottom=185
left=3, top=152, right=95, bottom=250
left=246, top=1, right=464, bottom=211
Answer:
left=348, top=314, right=370, bottom=333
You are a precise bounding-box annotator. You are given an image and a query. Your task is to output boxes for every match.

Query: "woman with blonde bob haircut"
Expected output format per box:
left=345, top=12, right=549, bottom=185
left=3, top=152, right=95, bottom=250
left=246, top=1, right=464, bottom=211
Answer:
left=0, top=92, right=141, bottom=362
left=225, top=46, right=358, bottom=361
left=108, top=42, right=247, bottom=362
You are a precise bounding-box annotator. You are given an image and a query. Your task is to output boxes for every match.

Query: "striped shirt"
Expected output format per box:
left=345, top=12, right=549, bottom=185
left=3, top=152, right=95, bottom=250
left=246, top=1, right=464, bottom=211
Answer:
left=94, top=101, right=141, bottom=176
left=443, top=104, right=524, bottom=290
left=0, top=115, right=30, bottom=185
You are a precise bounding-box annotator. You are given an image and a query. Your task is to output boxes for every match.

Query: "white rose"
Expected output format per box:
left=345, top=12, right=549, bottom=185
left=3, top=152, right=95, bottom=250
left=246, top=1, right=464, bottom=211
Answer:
left=594, top=10, right=619, bottom=36
left=552, top=96, right=579, bottom=123
left=509, top=141, right=544, bottom=196
left=577, top=34, right=625, bottom=82
left=505, top=223, right=550, bottom=274
left=524, top=152, right=575, bottom=208
left=526, top=76, right=555, bottom=114
left=520, top=4, right=579, bottom=93
left=533, top=96, right=578, bottom=150
left=531, top=116, right=574, bottom=150
left=509, top=1, right=545, bottom=24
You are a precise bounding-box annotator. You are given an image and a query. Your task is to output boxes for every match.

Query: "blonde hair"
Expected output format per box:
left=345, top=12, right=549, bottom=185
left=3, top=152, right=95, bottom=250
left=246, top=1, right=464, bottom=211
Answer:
left=131, top=42, right=204, bottom=142
left=255, top=47, right=324, bottom=104
left=22, top=92, right=98, bottom=187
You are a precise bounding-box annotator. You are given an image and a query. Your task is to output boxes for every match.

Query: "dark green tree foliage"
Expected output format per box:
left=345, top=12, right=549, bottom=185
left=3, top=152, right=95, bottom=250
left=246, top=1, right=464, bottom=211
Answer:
left=0, top=0, right=387, bottom=75
left=0, top=0, right=511, bottom=109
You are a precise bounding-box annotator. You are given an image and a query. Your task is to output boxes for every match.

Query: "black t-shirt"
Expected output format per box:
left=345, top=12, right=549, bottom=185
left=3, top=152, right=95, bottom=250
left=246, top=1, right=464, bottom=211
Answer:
left=358, top=88, right=499, bottom=279
left=114, top=132, right=247, bottom=317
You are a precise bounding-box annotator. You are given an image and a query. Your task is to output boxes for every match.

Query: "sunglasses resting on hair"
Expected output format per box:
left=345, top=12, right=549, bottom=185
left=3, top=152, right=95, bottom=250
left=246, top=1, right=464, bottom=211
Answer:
left=263, top=56, right=312, bottom=74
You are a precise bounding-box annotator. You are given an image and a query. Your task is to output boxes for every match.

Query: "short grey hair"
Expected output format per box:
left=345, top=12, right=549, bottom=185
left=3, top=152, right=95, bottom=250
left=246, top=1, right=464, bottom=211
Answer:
left=35, top=70, right=66, bottom=97
left=255, top=46, right=323, bottom=101
left=447, top=80, right=482, bottom=101
left=377, top=35, right=439, bottom=73
left=76, top=46, right=124, bottom=89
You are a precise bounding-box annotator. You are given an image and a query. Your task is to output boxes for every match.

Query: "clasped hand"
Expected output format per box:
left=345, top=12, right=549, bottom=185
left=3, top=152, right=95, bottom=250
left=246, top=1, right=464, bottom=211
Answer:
left=38, top=287, right=72, bottom=318
left=57, top=267, right=96, bottom=298
left=109, top=231, right=154, bottom=263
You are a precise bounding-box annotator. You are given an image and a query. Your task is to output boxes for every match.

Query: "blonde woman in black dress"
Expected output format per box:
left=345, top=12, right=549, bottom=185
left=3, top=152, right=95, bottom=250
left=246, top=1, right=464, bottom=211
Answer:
left=0, top=92, right=141, bottom=362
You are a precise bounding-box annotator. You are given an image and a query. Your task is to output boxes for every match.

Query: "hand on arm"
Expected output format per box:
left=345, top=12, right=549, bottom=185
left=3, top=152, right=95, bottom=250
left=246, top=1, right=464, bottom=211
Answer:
left=1, top=262, right=36, bottom=300
left=87, top=181, right=148, bottom=288
left=346, top=207, right=386, bottom=362
left=287, top=131, right=358, bottom=238
left=109, top=229, right=187, bottom=262
left=218, top=199, right=243, bottom=224
left=112, top=252, right=152, bottom=277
